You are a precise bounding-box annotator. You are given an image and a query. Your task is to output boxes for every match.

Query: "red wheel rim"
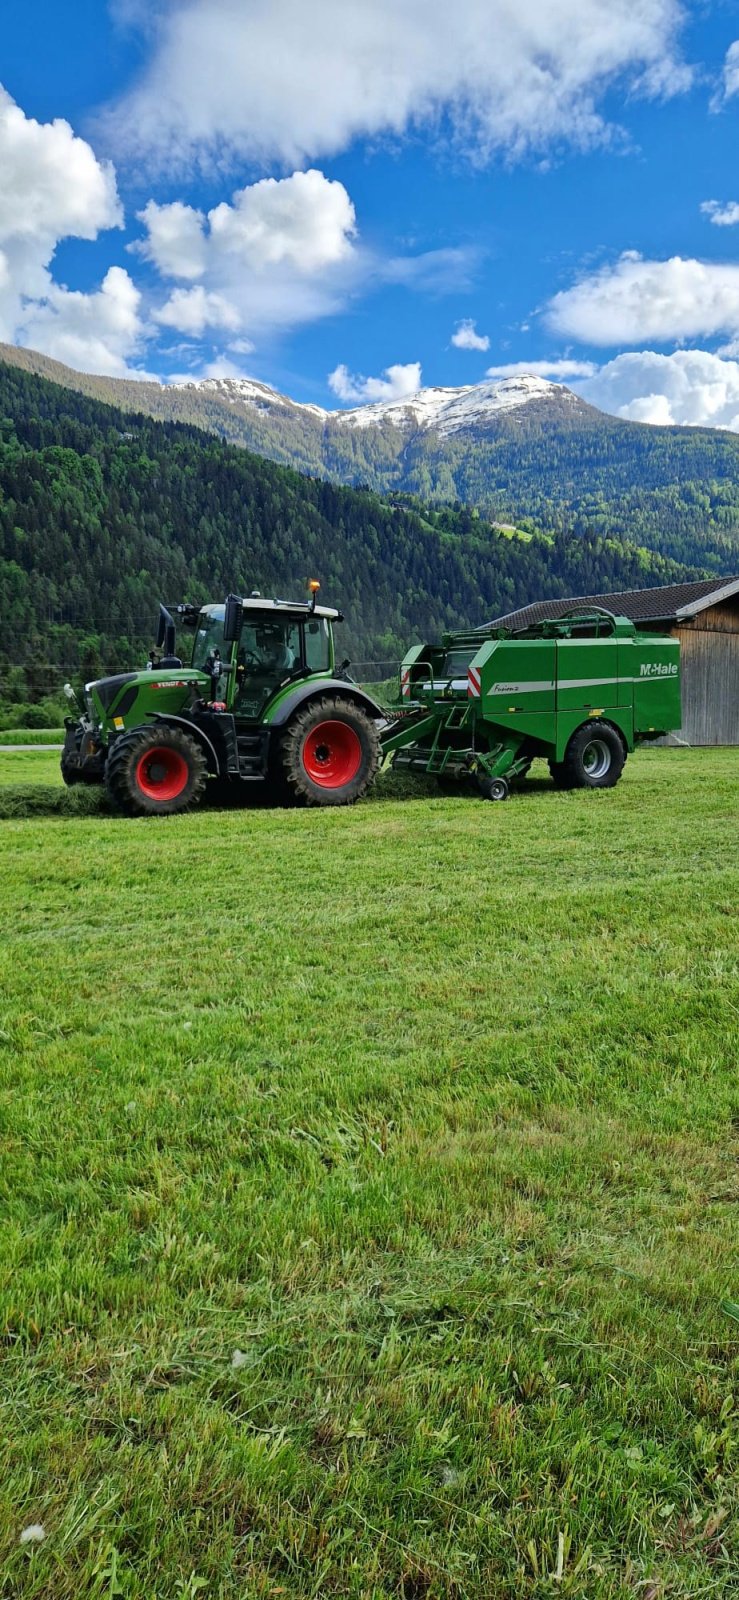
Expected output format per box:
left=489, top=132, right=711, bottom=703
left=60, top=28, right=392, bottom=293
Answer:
left=302, top=720, right=362, bottom=788
left=135, top=745, right=189, bottom=801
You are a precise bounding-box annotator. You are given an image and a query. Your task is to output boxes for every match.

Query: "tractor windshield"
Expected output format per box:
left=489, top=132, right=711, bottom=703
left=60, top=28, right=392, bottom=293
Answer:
left=192, top=607, right=226, bottom=673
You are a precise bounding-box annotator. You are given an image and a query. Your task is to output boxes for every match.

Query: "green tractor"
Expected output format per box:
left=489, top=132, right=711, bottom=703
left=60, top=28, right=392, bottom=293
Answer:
left=61, top=586, right=383, bottom=815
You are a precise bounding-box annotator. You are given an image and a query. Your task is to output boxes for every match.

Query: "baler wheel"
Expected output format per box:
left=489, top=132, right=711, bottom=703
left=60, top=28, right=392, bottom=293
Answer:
left=478, top=775, right=509, bottom=801
left=277, top=695, right=380, bottom=806
left=105, top=724, right=207, bottom=816
left=561, top=721, right=625, bottom=790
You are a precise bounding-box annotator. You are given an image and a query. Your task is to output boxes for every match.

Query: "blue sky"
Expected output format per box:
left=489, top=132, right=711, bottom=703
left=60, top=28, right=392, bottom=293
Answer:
left=5, top=1, right=739, bottom=425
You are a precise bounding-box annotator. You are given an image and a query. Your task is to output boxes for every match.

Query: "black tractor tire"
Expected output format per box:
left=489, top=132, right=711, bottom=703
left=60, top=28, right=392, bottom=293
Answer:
left=277, top=695, right=380, bottom=806
left=561, top=721, right=626, bottom=790
left=105, top=724, right=207, bottom=817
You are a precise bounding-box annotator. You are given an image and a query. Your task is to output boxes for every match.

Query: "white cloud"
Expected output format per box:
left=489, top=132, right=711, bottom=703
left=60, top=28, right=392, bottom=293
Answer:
left=18, top=266, right=148, bottom=378
left=384, top=247, right=481, bottom=296
left=106, top=0, right=690, bottom=171
left=328, top=361, right=422, bottom=405
left=577, top=348, right=739, bottom=430
left=701, top=199, right=739, bottom=228
left=200, top=354, right=254, bottom=380
left=135, top=198, right=206, bottom=278
left=485, top=358, right=597, bottom=378
left=720, top=40, right=739, bottom=100
left=155, top=285, right=241, bottom=335
left=0, top=87, right=143, bottom=374
left=547, top=253, right=739, bottom=345
left=0, top=85, right=123, bottom=344
left=209, top=170, right=356, bottom=272
left=0, top=85, right=120, bottom=244
left=135, top=168, right=360, bottom=341
left=451, top=318, right=490, bottom=352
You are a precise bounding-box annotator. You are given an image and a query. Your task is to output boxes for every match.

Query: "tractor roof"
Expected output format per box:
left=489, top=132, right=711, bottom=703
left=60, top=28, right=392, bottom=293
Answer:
left=202, top=599, right=342, bottom=621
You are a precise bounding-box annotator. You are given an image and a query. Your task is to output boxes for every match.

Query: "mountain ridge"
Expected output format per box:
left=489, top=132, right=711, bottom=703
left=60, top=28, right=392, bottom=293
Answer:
left=169, top=370, right=596, bottom=435
left=0, top=343, right=595, bottom=432
left=3, top=342, right=739, bottom=575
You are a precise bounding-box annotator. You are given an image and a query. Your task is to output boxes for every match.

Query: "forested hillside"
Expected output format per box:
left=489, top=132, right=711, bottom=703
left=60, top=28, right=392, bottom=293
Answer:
left=0, top=361, right=707, bottom=703
left=5, top=343, right=739, bottom=573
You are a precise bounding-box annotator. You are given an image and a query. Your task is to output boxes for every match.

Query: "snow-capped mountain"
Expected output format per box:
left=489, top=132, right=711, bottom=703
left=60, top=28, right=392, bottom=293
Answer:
left=170, top=371, right=587, bottom=438
left=171, top=373, right=327, bottom=420
left=0, top=341, right=610, bottom=519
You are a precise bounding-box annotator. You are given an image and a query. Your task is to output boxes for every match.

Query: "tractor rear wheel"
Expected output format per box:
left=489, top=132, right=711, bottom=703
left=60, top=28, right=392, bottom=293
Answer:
left=105, top=724, right=207, bottom=816
left=561, top=721, right=625, bottom=790
left=277, top=696, right=380, bottom=806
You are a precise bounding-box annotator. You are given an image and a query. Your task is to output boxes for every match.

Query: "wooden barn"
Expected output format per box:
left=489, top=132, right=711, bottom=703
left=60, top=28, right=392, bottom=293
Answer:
left=490, top=577, right=739, bottom=746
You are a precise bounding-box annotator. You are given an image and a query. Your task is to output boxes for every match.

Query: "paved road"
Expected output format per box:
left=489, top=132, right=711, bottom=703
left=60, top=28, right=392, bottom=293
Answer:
left=0, top=743, right=63, bottom=751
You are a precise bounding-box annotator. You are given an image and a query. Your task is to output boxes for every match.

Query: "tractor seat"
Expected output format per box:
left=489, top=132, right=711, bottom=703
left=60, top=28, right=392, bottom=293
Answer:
left=158, top=655, right=183, bottom=669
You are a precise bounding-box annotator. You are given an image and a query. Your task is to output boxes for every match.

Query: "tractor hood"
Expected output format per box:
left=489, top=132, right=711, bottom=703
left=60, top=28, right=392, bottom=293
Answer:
left=87, top=668, right=209, bottom=731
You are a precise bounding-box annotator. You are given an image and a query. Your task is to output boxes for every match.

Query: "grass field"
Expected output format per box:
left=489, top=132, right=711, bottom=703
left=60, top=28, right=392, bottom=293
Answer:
left=1, top=747, right=738, bottom=1598
left=0, top=729, right=63, bottom=746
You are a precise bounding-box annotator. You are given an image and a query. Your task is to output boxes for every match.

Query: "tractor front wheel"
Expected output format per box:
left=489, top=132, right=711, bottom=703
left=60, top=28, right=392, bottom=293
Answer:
left=277, top=696, right=380, bottom=806
left=105, top=724, right=207, bottom=816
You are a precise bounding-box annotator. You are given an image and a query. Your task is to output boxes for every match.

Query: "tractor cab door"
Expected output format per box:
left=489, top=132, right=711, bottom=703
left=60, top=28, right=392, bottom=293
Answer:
left=233, top=614, right=331, bottom=721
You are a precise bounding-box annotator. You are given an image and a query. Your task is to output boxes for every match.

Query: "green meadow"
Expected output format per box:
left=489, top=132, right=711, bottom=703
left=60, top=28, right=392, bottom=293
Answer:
left=1, top=748, right=738, bottom=1598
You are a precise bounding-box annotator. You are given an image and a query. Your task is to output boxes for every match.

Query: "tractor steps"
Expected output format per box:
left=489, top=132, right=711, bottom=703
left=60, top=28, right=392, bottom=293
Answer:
left=236, top=731, right=267, bottom=778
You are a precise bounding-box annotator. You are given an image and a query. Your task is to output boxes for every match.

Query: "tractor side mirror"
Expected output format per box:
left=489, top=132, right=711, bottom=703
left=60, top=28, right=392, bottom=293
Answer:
left=156, top=604, right=177, bottom=656
left=223, top=593, right=244, bottom=643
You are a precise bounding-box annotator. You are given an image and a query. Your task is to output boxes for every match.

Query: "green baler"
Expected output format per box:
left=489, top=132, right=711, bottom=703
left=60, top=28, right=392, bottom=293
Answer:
left=383, top=608, right=681, bottom=798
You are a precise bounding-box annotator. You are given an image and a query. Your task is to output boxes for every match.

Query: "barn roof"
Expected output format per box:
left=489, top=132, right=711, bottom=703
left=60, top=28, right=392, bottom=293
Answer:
left=489, top=576, right=739, bottom=631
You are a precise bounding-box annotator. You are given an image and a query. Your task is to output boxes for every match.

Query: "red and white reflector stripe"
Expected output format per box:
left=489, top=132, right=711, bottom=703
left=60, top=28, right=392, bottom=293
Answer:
left=468, top=666, right=481, bottom=698
left=400, top=668, right=411, bottom=699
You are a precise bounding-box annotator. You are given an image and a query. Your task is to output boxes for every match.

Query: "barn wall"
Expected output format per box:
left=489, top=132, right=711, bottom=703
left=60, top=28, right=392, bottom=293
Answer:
left=670, top=603, right=739, bottom=744
left=680, top=602, right=739, bottom=635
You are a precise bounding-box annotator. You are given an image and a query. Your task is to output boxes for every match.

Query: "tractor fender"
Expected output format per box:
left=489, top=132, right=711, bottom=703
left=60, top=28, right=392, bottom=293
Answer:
left=270, top=679, right=386, bottom=727
left=151, top=713, right=223, bottom=776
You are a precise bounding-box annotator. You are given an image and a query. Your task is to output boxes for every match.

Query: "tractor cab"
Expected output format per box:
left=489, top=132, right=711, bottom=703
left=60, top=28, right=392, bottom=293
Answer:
left=189, top=594, right=339, bottom=722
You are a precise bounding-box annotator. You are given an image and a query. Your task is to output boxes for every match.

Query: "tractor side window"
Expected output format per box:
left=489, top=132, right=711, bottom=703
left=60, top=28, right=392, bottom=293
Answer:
left=305, top=618, right=330, bottom=672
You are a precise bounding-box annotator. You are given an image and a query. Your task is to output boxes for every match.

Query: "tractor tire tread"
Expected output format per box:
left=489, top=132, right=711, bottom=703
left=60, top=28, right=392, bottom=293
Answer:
left=277, top=694, right=380, bottom=807
left=105, top=723, right=207, bottom=816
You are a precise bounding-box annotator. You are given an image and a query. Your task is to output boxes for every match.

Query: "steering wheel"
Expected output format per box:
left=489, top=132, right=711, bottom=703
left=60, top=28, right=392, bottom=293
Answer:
left=240, top=650, right=262, bottom=671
